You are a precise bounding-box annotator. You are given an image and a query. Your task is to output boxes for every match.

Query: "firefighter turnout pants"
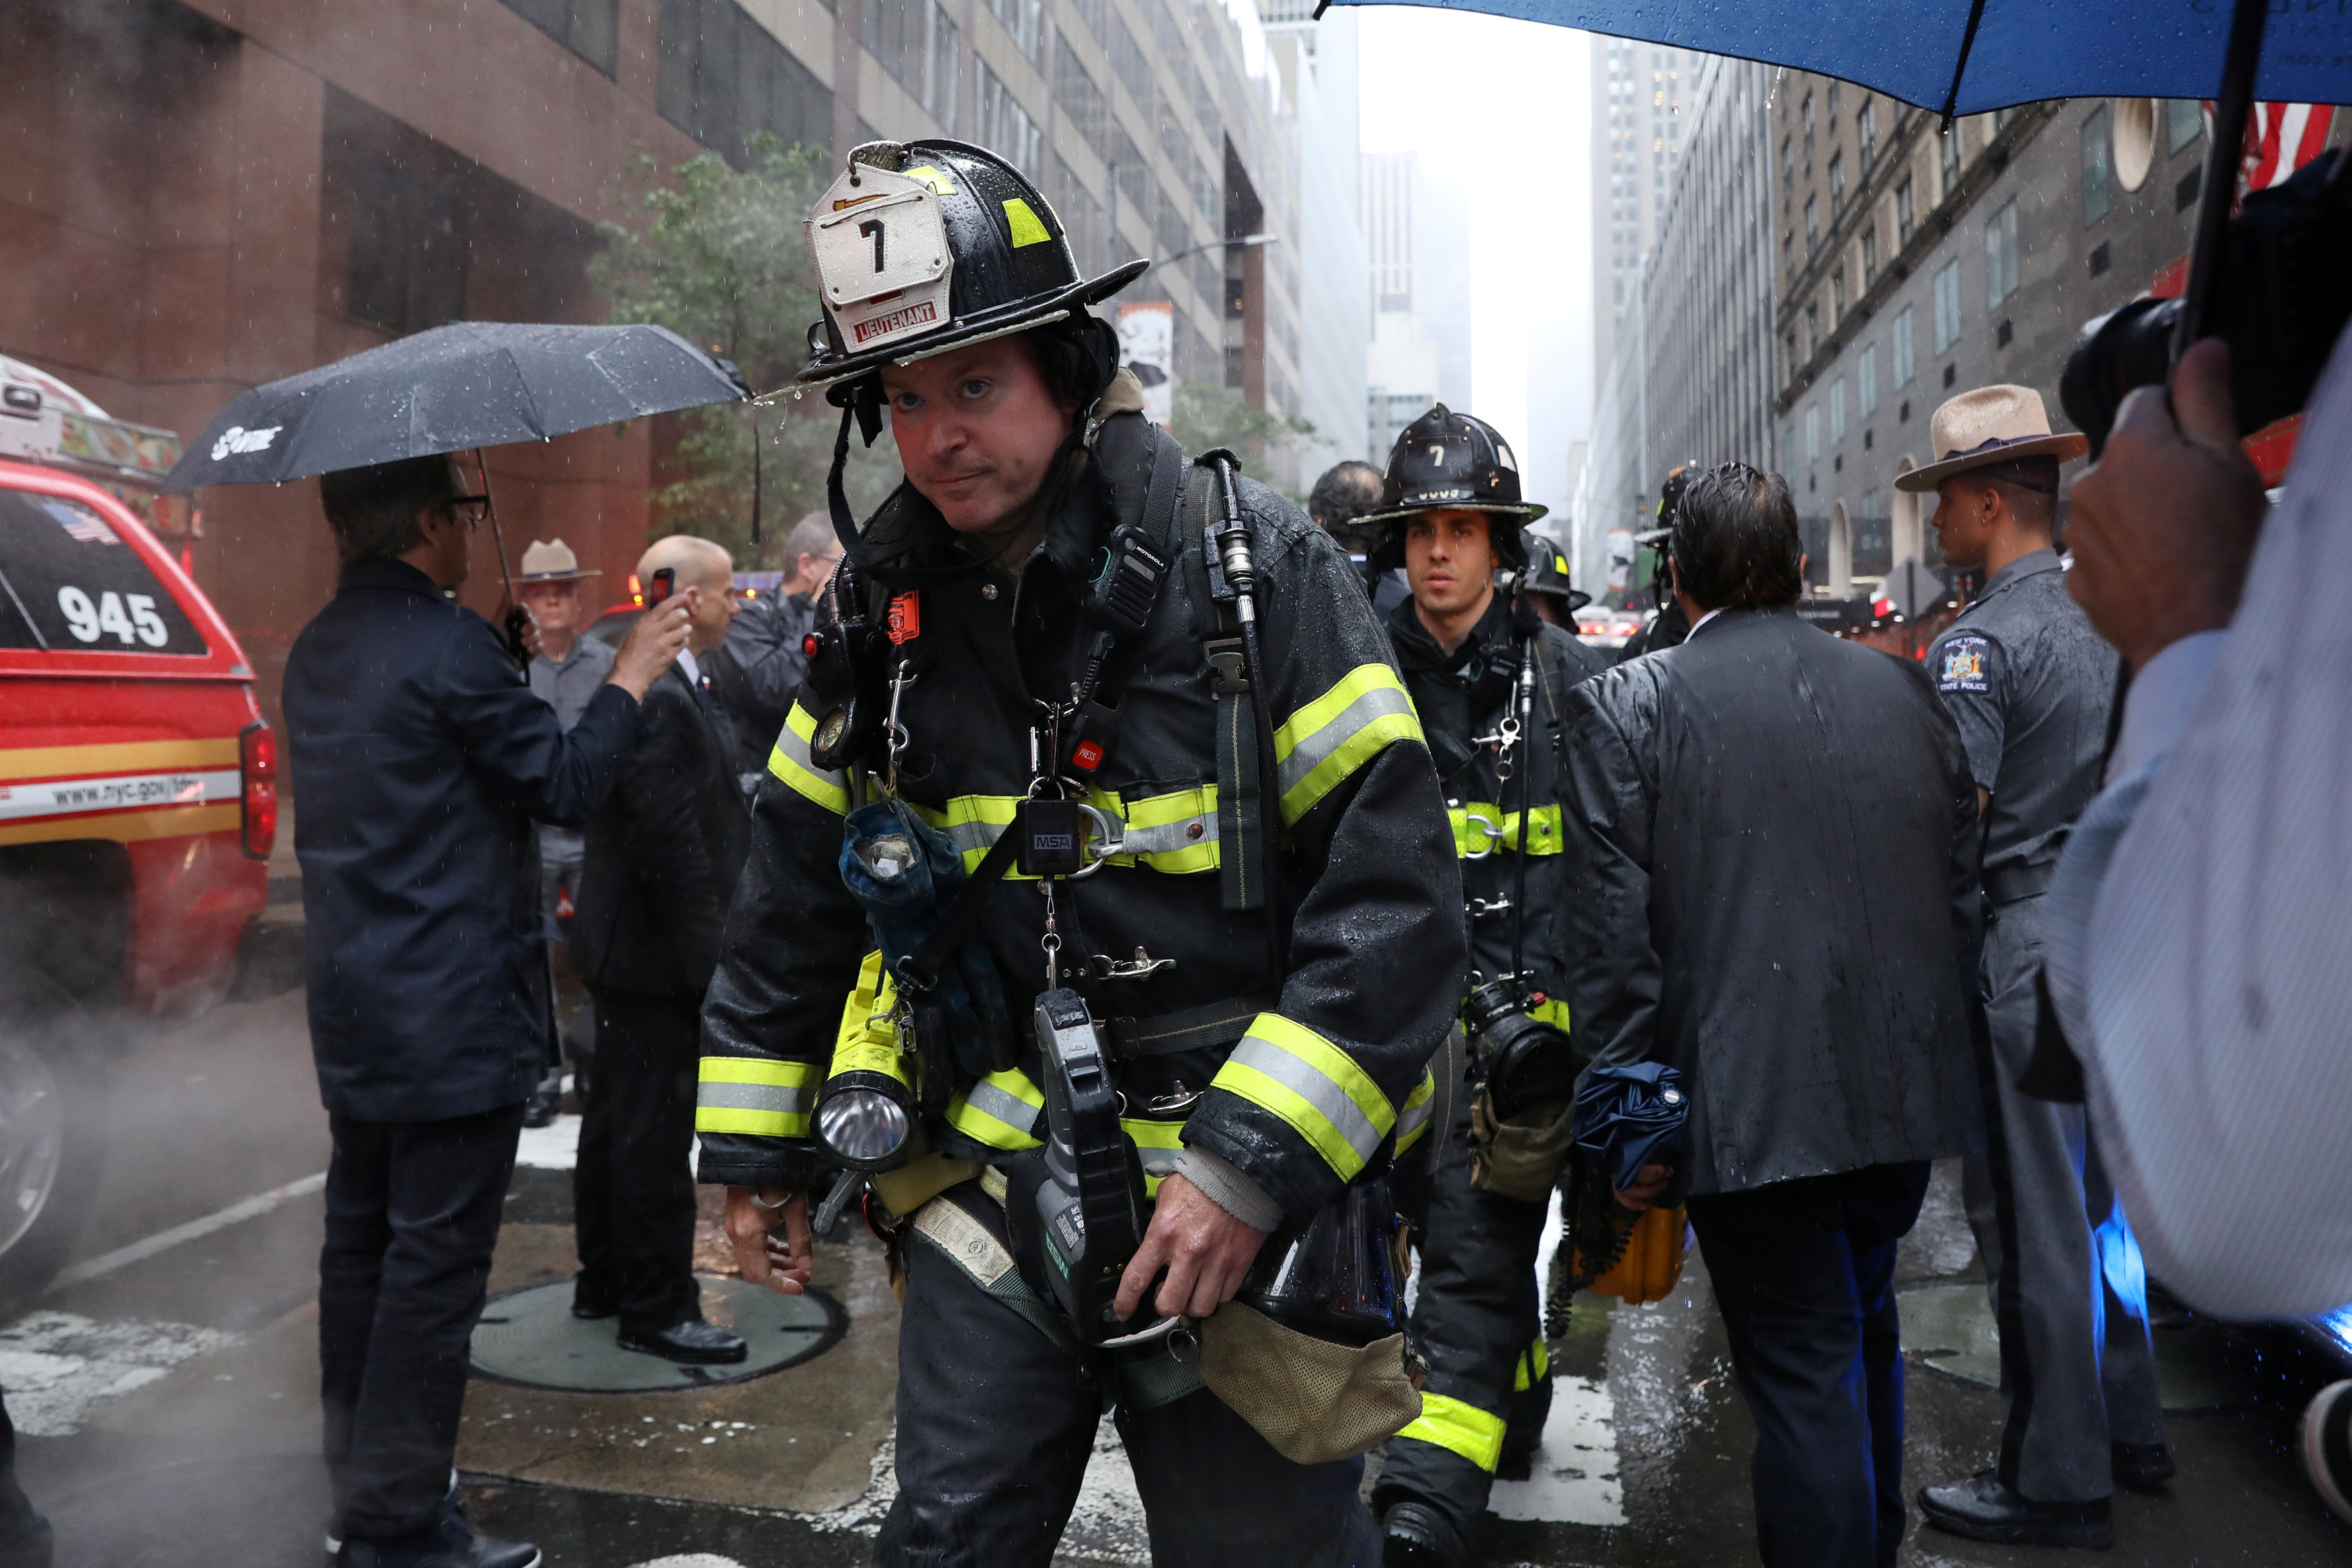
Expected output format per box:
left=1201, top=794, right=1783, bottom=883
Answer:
left=1962, top=892, right=2165, bottom=1504
left=876, top=1182, right=1381, bottom=1567
left=1374, top=1088, right=1555, bottom=1551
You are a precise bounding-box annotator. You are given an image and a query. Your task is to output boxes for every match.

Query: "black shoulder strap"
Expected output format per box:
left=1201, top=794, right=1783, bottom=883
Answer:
left=1177, top=465, right=1269, bottom=913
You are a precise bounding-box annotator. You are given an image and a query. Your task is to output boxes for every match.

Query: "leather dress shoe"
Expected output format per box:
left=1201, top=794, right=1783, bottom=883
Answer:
left=1919, top=1471, right=2114, bottom=1549
left=2111, top=1440, right=2177, bottom=1493
left=2302, top=1380, right=2352, bottom=1525
left=618, top=1317, right=748, bottom=1364
left=569, top=1299, right=616, bottom=1321
left=520, top=1072, right=562, bottom=1129
left=1380, top=1499, right=1461, bottom=1567
left=337, top=1501, right=538, bottom=1568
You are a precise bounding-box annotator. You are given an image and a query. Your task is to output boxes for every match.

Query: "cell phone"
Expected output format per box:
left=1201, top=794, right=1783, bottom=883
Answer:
left=647, top=567, right=675, bottom=606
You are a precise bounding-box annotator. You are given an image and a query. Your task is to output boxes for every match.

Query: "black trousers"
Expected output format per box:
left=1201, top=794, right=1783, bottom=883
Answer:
left=877, top=1184, right=1381, bottom=1567
left=574, top=988, right=701, bottom=1336
left=1686, top=1161, right=1931, bottom=1568
left=1375, top=1085, right=1554, bottom=1547
left=0, top=1391, right=49, bottom=1568
left=320, top=1103, right=523, bottom=1538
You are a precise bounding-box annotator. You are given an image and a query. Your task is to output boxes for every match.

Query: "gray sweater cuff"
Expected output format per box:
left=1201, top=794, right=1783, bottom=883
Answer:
left=1173, top=1145, right=1284, bottom=1232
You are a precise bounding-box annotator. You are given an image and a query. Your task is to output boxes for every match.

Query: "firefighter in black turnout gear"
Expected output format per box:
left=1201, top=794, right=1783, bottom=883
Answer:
left=692, top=140, right=1464, bottom=1566
left=1357, top=406, right=1611, bottom=1566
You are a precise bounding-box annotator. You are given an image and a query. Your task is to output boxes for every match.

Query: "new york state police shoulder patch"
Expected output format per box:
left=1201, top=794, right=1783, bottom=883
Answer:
left=1937, top=634, right=1992, bottom=693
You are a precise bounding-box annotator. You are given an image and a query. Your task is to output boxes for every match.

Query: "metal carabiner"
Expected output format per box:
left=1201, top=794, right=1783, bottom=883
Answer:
left=1065, top=801, right=1126, bottom=879
left=1458, top=807, right=1504, bottom=861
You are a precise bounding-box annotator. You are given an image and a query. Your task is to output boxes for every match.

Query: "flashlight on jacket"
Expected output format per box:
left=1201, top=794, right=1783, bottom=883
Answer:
left=815, top=955, right=917, bottom=1170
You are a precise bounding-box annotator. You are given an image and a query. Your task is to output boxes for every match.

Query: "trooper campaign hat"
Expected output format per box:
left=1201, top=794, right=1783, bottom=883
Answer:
left=1359, top=404, right=1547, bottom=570
left=515, top=537, right=599, bottom=582
left=792, top=139, right=1147, bottom=390
left=1896, top=384, right=2091, bottom=491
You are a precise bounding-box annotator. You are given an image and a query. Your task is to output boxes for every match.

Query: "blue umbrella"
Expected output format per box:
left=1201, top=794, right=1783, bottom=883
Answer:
left=1311, top=0, right=2349, bottom=120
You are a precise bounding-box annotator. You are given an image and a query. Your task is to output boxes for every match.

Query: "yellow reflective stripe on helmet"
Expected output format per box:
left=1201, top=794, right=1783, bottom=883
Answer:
left=1394, top=1068, right=1437, bottom=1156
left=1122, top=1116, right=1188, bottom=1198
left=907, top=787, right=1221, bottom=877
left=945, top=1069, right=1046, bottom=1151
left=696, top=1056, right=820, bottom=1137
left=1395, top=1392, right=1506, bottom=1473
left=1448, top=803, right=1564, bottom=858
left=829, top=951, right=910, bottom=1086
left=1273, top=664, right=1423, bottom=824
left=769, top=702, right=850, bottom=815
left=1212, top=1013, right=1395, bottom=1183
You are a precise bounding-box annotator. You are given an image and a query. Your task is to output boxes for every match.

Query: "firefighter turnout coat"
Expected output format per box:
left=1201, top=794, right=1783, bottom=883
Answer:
left=694, top=404, right=1465, bottom=1225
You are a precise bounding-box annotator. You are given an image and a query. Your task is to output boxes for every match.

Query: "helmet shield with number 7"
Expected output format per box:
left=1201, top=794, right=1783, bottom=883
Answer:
left=795, top=140, right=1148, bottom=389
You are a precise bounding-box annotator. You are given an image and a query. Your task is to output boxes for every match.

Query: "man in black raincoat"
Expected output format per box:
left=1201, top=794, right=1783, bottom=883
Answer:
left=1558, top=462, right=1980, bottom=1568
left=692, top=139, right=1463, bottom=1566
left=1357, top=406, right=1609, bottom=1567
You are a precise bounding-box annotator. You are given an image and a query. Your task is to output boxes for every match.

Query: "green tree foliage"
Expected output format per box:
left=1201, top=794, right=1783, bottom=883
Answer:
left=1168, top=382, right=1316, bottom=496
left=590, top=135, right=900, bottom=565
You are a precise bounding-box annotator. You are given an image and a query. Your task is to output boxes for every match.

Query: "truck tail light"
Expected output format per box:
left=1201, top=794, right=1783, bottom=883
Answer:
left=239, top=720, right=278, bottom=861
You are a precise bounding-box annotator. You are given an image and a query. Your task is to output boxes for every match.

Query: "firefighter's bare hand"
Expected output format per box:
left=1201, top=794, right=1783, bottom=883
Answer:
left=726, top=1186, right=813, bottom=1297
left=610, top=599, right=694, bottom=700
left=1613, top=1163, right=1673, bottom=1213
left=1116, top=1174, right=1270, bottom=1323
left=2067, top=337, right=2267, bottom=672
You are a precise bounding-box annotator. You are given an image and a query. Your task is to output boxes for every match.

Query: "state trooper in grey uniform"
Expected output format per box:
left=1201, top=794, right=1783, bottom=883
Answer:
left=1905, top=387, right=2169, bottom=1553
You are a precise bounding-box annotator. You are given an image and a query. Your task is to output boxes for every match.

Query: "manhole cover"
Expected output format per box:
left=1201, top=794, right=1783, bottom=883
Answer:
left=470, top=1274, right=841, bottom=1393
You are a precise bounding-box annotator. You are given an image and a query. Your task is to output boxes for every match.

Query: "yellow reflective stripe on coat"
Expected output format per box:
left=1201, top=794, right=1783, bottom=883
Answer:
left=768, top=702, right=851, bottom=815
left=1212, top=1013, right=1395, bottom=1183
left=1447, top=803, right=1564, bottom=858
left=1394, top=1068, right=1437, bottom=1156
left=945, top=1069, right=1046, bottom=1150
left=1273, top=664, right=1423, bottom=824
left=906, top=787, right=1220, bottom=877
left=696, top=1056, right=820, bottom=1137
left=1122, top=1117, right=1188, bottom=1198
left=829, top=951, right=910, bottom=1085
left=1396, top=1392, right=1506, bottom=1473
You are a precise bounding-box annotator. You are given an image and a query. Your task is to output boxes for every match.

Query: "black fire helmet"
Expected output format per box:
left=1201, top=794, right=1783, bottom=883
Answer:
left=1357, top=404, right=1548, bottom=572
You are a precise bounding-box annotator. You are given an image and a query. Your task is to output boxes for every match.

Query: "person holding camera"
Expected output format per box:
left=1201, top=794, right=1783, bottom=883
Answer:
left=692, top=140, right=1462, bottom=1563
left=705, top=512, right=839, bottom=788
left=1901, top=387, right=2169, bottom=1550
left=1557, top=462, right=1981, bottom=1568
left=285, top=453, right=689, bottom=1568
left=569, top=535, right=753, bottom=1364
left=1353, top=406, right=1610, bottom=1568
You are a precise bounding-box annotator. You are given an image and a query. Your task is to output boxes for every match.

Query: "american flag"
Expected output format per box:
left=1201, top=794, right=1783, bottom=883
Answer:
left=2203, top=101, right=2338, bottom=198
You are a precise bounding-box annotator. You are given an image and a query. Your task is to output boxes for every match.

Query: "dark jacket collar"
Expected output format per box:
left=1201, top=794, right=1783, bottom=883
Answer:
left=1683, top=602, right=1799, bottom=641
left=339, top=556, right=450, bottom=601
left=1387, top=589, right=1515, bottom=678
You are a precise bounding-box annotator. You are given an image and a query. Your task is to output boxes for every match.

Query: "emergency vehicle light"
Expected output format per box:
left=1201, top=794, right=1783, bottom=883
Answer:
left=239, top=720, right=278, bottom=861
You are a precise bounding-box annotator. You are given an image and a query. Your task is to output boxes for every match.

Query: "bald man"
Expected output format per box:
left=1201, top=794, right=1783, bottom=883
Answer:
left=569, top=536, right=755, bottom=1362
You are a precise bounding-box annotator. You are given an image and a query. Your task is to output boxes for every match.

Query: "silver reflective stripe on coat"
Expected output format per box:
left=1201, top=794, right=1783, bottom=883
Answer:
left=695, top=1080, right=816, bottom=1117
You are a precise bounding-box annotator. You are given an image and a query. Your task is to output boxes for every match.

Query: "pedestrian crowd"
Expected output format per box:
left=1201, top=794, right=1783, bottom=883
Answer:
left=259, top=132, right=2352, bottom=1568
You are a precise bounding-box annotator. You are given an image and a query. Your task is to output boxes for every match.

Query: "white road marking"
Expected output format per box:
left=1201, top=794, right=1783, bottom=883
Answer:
left=626, top=1558, right=747, bottom=1568
left=49, top=1170, right=327, bottom=1290
left=513, top=1111, right=581, bottom=1172
left=0, top=1309, right=237, bottom=1434
left=1486, top=1185, right=1630, bottom=1526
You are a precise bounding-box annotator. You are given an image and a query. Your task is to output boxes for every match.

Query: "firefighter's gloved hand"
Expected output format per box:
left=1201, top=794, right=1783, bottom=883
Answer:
left=725, top=1186, right=814, bottom=1296
left=1116, top=1174, right=1271, bottom=1323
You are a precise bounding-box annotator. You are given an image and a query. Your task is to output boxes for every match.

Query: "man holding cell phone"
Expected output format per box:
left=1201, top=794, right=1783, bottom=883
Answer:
left=569, top=535, right=753, bottom=1363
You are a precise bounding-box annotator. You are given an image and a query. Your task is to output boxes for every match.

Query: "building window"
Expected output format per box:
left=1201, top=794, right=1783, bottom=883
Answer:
left=1781, top=426, right=1797, bottom=476
left=1985, top=198, right=2019, bottom=307
left=1806, top=300, right=1820, bottom=357
left=986, top=0, right=1044, bottom=63
left=1857, top=99, right=1876, bottom=167
left=1054, top=36, right=1106, bottom=151
left=1933, top=257, right=1961, bottom=353
left=2168, top=97, right=2203, bottom=153
left=862, top=0, right=959, bottom=122
left=1782, top=231, right=1793, bottom=280
left=1896, top=173, right=1915, bottom=244
left=342, top=150, right=469, bottom=337
left=659, top=0, right=833, bottom=167
left=974, top=59, right=1042, bottom=177
left=2082, top=103, right=2113, bottom=224
left=1781, top=135, right=1794, bottom=192
left=1805, top=195, right=1818, bottom=252
left=1859, top=342, right=1878, bottom=415
left=1862, top=223, right=1878, bottom=286
left=1831, top=378, right=1847, bottom=442
left=1893, top=304, right=1915, bottom=386
left=1802, top=91, right=1814, bottom=171
left=1806, top=403, right=1820, bottom=462
left=1940, top=126, right=1961, bottom=195
left=500, top=0, right=620, bottom=75
left=1829, top=150, right=1846, bottom=216
left=1832, top=265, right=1845, bottom=320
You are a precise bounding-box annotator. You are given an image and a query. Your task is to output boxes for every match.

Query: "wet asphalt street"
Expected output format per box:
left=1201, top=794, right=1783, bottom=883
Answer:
left=13, top=988, right=2351, bottom=1568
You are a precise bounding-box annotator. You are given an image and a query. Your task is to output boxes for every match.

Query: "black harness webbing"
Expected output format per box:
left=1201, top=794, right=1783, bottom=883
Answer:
left=1104, top=992, right=1278, bottom=1060
left=1179, top=466, right=1267, bottom=914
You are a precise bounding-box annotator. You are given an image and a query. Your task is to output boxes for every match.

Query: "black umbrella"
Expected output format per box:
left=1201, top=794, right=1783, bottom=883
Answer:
left=161, top=320, right=747, bottom=493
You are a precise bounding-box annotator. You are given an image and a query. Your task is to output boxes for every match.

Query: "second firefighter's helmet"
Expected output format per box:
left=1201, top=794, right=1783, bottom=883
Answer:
left=1359, top=404, right=1548, bottom=570
left=1516, top=535, right=1592, bottom=613
left=794, top=139, right=1146, bottom=389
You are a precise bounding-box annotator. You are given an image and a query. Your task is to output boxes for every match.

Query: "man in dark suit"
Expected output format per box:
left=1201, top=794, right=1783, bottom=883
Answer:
left=1558, top=462, right=1980, bottom=1568
left=286, top=454, right=688, bottom=1568
left=571, top=535, right=754, bottom=1363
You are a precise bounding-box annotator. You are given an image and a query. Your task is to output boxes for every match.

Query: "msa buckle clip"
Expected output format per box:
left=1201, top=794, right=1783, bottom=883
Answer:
left=1013, top=797, right=1124, bottom=879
